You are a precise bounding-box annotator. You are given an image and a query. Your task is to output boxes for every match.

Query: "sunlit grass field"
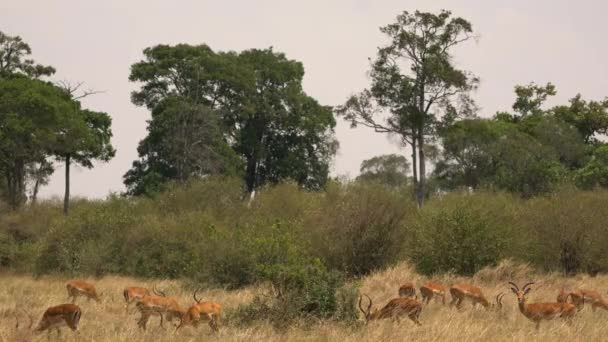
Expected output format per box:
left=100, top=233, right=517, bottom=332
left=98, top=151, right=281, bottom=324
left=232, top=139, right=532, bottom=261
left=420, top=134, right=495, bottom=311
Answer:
left=1, top=261, right=607, bottom=342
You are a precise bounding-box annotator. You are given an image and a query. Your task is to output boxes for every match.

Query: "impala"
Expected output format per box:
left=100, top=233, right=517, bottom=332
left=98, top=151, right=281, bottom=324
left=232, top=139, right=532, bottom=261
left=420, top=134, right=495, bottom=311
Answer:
left=449, top=283, right=503, bottom=310
left=359, top=294, right=422, bottom=325
left=556, top=287, right=572, bottom=304
left=509, top=282, right=576, bottom=329
left=17, top=304, right=82, bottom=336
left=398, top=282, right=416, bottom=298
left=135, top=288, right=185, bottom=330
left=124, top=286, right=151, bottom=313
left=66, top=280, right=101, bottom=303
left=419, top=282, right=446, bottom=305
left=176, top=288, right=222, bottom=332
left=568, top=289, right=608, bottom=312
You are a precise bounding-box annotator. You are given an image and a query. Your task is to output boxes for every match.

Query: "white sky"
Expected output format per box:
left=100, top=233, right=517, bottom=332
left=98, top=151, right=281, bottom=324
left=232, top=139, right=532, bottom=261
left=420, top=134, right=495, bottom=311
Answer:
left=1, top=0, right=607, bottom=199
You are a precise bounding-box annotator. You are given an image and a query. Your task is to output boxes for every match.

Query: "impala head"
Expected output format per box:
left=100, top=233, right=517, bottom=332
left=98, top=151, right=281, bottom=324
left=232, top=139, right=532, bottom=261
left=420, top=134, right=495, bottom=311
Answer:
left=358, top=294, right=379, bottom=321
left=509, top=282, right=534, bottom=304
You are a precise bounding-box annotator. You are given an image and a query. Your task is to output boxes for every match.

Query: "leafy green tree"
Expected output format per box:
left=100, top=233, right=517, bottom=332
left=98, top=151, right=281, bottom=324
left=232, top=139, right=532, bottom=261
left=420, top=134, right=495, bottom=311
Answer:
left=552, top=94, right=608, bottom=144
left=575, top=145, right=608, bottom=189
left=0, top=77, right=76, bottom=208
left=356, top=154, right=410, bottom=187
left=0, top=31, right=55, bottom=78
left=126, top=45, right=336, bottom=195
left=124, top=97, right=238, bottom=196
left=512, top=82, right=556, bottom=117
left=337, top=10, right=478, bottom=206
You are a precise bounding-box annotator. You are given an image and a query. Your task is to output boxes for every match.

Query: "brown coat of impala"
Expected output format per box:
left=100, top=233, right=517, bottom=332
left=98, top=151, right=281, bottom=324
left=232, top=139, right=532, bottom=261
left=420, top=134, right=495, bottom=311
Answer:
left=359, top=294, right=422, bottom=325
left=17, top=304, right=82, bottom=336
left=398, top=282, right=416, bottom=298
left=509, top=282, right=576, bottom=330
left=66, top=280, right=101, bottom=303
left=419, top=282, right=446, bottom=304
left=135, top=290, right=186, bottom=330
left=568, top=289, right=608, bottom=312
left=449, top=283, right=503, bottom=310
left=123, top=286, right=151, bottom=313
left=177, top=288, right=222, bottom=332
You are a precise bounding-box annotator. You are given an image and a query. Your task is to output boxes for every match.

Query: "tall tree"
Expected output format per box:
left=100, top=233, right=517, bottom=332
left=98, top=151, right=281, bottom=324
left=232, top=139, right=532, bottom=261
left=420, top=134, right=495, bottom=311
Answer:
left=337, top=10, right=477, bottom=206
left=55, top=82, right=115, bottom=214
left=0, top=77, right=76, bottom=208
left=357, top=154, right=410, bottom=187
left=126, top=45, right=336, bottom=196
left=552, top=94, right=608, bottom=144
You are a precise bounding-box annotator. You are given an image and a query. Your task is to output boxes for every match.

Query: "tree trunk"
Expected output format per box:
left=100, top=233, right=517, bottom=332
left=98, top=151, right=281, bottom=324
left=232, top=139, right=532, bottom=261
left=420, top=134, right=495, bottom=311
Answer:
left=410, top=137, right=418, bottom=199
left=415, top=130, right=426, bottom=208
left=245, top=154, right=257, bottom=195
left=64, top=154, right=71, bottom=215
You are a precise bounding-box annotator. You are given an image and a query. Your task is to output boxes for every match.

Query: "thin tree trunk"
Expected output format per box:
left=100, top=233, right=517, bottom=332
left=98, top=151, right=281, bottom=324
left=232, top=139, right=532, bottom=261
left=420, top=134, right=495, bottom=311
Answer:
left=64, top=154, right=71, bottom=215
left=416, top=130, right=426, bottom=208
left=245, top=154, right=257, bottom=195
left=410, top=137, right=418, bottom=199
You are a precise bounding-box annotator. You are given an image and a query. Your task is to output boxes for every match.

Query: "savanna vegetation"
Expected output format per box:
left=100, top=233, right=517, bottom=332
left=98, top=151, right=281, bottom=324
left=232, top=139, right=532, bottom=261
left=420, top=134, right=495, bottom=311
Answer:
left=1, top=8, right=608, bottom=342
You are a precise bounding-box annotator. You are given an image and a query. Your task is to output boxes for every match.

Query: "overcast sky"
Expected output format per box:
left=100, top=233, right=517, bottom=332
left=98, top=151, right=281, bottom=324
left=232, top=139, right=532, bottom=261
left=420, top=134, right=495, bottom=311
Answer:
left=1, top=0, right=607, bottom=199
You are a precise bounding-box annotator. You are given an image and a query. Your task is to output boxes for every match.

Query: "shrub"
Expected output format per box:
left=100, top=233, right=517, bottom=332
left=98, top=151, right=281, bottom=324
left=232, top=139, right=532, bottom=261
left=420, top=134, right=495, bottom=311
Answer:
left=408, top=202, right=508, bottom=276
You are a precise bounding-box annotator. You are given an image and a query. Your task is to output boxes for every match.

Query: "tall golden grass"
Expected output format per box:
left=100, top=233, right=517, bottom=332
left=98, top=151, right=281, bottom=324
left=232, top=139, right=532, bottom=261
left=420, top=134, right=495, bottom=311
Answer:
left=1, top=260, right=607, bottom=342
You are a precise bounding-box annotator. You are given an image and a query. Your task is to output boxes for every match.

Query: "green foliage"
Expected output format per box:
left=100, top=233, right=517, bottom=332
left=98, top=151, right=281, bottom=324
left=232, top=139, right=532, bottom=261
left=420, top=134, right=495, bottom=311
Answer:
left=0, top=31, right=55, bottom=78
left=356, top=154, right=410, bottom=187
left=337, top=9, right=478, bottom=206
left=512, top=82, right=556, bottom=117
left=126, top=44, right=337, bottom=195
left=552, top=94, right=608, bottom=143
left=408, top=199, right=508, bottom=276
left=575, top=145, right=608, bottom=189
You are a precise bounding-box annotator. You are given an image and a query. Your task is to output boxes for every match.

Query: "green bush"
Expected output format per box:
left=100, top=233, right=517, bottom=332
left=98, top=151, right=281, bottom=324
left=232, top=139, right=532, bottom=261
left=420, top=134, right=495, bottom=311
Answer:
left=408, top=201, right=508, bottom=276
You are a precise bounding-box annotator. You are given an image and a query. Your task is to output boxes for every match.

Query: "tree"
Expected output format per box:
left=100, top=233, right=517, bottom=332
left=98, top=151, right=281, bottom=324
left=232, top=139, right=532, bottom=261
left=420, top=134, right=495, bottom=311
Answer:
left=552, top=94, right=608, bottom=144
left=0, top=31, right=55, bottom=78
left=357, top=154, right=410, bottom=187
left=126, top=45, right=336, bottom=195
left=575, top=145, right=608, bottom=189
left=124, top=97, right=238, bottom=196
left=0, top=76, right=77, bottom=208
left=337, top=10, right=478, bottom=206
left=512, top=82, right=556, bottom=117
left=54, top=82, right=115, bottom=214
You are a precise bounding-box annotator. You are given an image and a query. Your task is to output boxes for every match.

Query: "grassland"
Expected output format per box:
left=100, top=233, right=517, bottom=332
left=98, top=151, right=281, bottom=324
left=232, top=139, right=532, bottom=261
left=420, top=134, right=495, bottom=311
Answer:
left=1, top=261, right=607, bottom=342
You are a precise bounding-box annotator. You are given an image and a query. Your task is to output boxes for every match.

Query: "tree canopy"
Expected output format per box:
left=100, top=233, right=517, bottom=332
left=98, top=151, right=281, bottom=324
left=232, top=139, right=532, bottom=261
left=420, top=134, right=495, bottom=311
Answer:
left=125, top=44, right=337, bottom=196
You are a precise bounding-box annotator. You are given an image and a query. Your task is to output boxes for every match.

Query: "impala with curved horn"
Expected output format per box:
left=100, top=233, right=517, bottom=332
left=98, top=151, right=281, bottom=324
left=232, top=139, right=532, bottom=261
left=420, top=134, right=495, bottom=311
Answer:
left=135, top=285, right=185, bottom=330
left=449, top=283, right=503, bottom=310
left=123, top=286, right=151, bottom=313
left=358, top=294, right=422, bottom=325
left=419, top=282, right=447, bottom=305
left=176, top=288, right=222, bottom=332
left=16, top=304, right=82, bottom=336
left=509, top=281, right=576, bottom=329
left=66, top=280, right=101, bottom=303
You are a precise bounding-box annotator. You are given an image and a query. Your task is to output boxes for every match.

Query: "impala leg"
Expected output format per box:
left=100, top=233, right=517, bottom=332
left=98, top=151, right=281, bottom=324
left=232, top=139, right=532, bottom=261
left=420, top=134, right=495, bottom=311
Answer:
left=591, top=304, right=597, bottom=312
left=535, top=321, right=540, bottom=330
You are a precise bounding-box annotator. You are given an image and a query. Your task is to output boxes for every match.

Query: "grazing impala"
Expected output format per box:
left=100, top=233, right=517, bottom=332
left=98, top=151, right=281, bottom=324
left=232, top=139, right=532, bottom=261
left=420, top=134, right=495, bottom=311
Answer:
left=176, top=288, right=222, bottom=332
left=124, top=286, right=151, bottom=313
left=135, top=288, right=185, bottom=330
left=18, top=304, right=82, bottom=336
left=398, top=282, right=416, bottom=298
left=568, top=289, right=608, bottom=312
left=66, top=280, right=100, bottom=303
left=509, top=282, right=576, bottom=329
left=419, top=282, right=446, bottom=305
left=359, top=294, right=422, bottom=325
left=449, top=283, right=503, bottom=310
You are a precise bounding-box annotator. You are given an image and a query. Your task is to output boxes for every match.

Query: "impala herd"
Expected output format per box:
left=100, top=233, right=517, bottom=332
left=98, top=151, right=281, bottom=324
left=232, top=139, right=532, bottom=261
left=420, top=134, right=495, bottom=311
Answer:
left=11, top=278, right=608, bottom=336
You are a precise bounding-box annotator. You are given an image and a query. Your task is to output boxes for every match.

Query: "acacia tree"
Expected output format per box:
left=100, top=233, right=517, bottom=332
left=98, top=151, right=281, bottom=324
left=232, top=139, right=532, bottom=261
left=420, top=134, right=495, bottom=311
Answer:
left=337, top=10, right=478, bottom=206
left=126, top=44, right=336, bottom=196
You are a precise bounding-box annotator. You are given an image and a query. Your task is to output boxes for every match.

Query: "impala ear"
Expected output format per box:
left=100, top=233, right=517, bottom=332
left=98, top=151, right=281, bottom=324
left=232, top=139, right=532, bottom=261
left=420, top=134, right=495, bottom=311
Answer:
left=510, top=287, right=518, bottom=294
left=523, top=288, right=532, bottom=296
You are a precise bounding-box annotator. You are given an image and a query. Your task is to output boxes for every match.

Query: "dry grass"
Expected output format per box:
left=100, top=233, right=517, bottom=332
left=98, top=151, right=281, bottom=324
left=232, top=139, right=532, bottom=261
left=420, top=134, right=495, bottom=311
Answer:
left=1, top=261, right=608, bottom=342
